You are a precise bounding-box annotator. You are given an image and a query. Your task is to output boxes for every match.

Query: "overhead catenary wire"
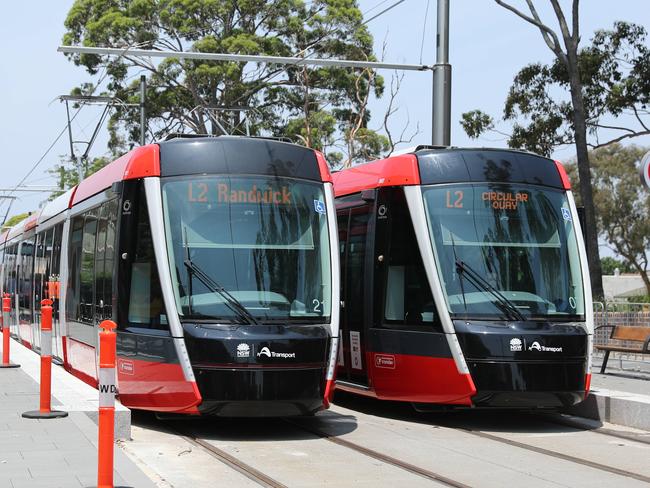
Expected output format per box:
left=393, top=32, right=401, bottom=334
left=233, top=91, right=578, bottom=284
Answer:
left=2, top=44, right=141, bottom=226
left=362, top=0, right=406, bottom=25
left=59, top=0, right=414, bottom=137
left=419, top=0, right=431, bottom=64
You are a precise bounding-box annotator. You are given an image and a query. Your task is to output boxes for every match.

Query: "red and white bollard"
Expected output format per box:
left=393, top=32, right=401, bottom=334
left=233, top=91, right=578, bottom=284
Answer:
left=97, top=319, right=118, bottom=488
left=1, top=293, right=19, bottom=369
left=22, top=299, right=67, bottom=419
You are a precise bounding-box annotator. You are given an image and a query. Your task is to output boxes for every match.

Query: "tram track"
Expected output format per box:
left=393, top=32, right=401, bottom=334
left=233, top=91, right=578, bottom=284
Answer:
left=175, top=432, right=288, bottom=488
left=172, top=420, right=469, bottom=488
left=163, top=409, right=650, bottom=488
left=459, top=427, right=650, bottom=484
left=284, top=419, right=471, bottom=488
left=538, top=412, right=650, bottom=446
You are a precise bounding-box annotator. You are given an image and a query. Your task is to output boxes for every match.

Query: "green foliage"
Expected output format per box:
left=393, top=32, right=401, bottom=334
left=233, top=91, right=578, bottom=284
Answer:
left=63, top=0, right=387, bottom=163
left=460, top=110, right=494, bottom=139
left=566, top=144, right=650, bottom=292
left=2, top=212, right=30, bottom=229
left=48, top=156, right=110, bottom=199
left=460, top=22, right=650, bottom=155
left=600, top=257, right=633, bottom=275
left=625, top=295, right=650, bottom=303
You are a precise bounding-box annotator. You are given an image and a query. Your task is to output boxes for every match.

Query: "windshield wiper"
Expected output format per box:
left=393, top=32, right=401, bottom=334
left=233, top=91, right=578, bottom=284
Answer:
left=184, top=258, right=259, bottom=325
left=183, top=227, right=258, bottom=325
left=455, top=259, right=526, bottom=322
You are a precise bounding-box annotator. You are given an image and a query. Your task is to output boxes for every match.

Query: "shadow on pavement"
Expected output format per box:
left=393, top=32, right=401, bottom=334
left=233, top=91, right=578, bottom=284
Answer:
left=330, top=390, right=605, bottom=435
left=130, top=407, right=359, bottom=442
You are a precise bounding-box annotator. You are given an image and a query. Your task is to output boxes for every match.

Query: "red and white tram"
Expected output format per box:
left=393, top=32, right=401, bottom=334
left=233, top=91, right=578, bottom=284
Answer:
left=0, top=136, right=340, bottom=416
left=333, top=147, right=592, bottom=409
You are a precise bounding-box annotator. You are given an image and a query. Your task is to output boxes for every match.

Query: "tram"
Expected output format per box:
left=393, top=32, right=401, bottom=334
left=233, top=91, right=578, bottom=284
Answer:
left=0, top=136, right=340, bottom=416
left=332, top=146, right=592, bottom=409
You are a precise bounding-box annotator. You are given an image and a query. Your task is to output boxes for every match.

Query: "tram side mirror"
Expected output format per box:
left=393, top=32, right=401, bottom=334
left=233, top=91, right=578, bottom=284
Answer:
left=361, top=190, right=375, bottom=202
left=110, top=181, right=124, bottom=197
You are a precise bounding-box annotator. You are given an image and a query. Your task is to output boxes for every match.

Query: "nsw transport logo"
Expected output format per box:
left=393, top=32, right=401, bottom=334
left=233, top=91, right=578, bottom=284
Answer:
left=509, top=338, right=522, bottom=352
left=237, top=343, right=250, bottom=358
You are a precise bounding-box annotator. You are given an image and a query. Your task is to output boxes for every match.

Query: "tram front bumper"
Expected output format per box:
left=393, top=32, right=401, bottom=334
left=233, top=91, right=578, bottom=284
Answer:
left=454, top=320, right=589, bottom=408
left=194, top=366, right=327, bottom=416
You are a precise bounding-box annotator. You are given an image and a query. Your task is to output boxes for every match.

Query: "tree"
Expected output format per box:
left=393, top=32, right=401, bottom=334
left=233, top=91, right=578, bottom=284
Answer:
left=48, top=156, right=110, bottom=200
left=566, top=144, right=650, bottom=294
left=62, top=0, right=388, bottom=163
left=2, top=212, right=30, bottom=231
left=600, top=257, right=632, bottom=276
left=461, top=2, right=650, bottom=298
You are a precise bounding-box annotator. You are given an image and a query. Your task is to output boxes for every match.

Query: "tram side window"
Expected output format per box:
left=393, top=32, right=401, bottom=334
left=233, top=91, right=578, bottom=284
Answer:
left=79, top=212, right=98, bottom=324
left=94, top=205, right=108, bottom=323
left=128, top=193, right=168, bottom=330
left=383, top=191, right=440, bottom=330
left=19, top=239, right=35, bottom=323
left=347, top=208, right=370, bottom=327
left=42, top=229, right=54, bottom=301
left=33, top=231, right=46, bottom=312
left=92, top=200, right=118, bottom=321
left=6, top=245, right=17, bottom=295
left=52, top=223, right=63, bottom=277
left=66, top=217, right=85, bottom=325
left=102, top=199, right=117, bottom=320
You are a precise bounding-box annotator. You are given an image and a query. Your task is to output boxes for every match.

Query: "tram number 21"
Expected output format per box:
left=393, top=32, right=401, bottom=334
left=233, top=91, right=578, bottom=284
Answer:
left=446, top=190, right=464, bottom=209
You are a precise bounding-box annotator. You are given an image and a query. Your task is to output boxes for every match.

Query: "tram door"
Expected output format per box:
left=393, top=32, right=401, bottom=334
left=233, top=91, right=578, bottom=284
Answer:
left=337, top=199, right=372, bottom=385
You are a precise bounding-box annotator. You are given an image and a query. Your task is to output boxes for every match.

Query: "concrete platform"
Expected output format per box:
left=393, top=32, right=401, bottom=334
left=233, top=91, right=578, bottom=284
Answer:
left=566, top=357, right=650, bottom=430
left=2, top=338, right=132, bottom=440
left=0, top=359, right=155, bottom=487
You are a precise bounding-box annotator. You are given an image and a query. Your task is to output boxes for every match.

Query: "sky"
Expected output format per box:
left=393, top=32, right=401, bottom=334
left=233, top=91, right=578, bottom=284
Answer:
left=1, top=0, right=649, bottom=221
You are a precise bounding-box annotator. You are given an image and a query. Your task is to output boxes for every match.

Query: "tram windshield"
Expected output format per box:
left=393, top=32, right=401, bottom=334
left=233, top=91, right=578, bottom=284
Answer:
left=162, top=176, right=331, bottom=323
left=422, top=184, right=585, bottom=320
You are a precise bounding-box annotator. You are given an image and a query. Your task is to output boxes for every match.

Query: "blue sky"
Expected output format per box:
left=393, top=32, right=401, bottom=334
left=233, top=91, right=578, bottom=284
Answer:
left=1, top=1, right=649, bottom=220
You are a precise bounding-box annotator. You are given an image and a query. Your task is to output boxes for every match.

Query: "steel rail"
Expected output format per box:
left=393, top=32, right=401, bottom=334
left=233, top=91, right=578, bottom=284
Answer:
left=179, top=434, right=288, bottom=488
left=285, top=419, right=470, bottom=488
left=537, top=413, right=650, bottom=446
left=461, top=428, right=650, bottom=484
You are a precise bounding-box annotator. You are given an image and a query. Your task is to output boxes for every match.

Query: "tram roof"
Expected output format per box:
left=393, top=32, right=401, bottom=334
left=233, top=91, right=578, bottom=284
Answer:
left=71, top=136, right=332, bottom=207
left=333, top=146, right=569, bottom=197
left=38, top=188, right=75, bottom=226
left=5, top=216, right=31, bottom=242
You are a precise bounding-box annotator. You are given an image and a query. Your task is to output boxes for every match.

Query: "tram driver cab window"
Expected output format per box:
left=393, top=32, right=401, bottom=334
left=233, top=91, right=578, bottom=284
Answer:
left=383, top=190, right=441, bottom=331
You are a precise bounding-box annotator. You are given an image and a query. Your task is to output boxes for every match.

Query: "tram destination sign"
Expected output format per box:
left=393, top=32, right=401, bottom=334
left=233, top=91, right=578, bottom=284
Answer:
left=187, top=181, right=293, bottom=204
left=641, top=150, right=650, bottom=190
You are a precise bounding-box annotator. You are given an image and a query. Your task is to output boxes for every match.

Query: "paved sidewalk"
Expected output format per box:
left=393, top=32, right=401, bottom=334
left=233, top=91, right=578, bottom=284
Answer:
left=0, top=346, right=155, bottom=487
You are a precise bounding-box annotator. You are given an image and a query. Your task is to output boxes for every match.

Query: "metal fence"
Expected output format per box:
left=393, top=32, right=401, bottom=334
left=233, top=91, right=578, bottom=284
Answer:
left=592, top=301, right=650, bottom=366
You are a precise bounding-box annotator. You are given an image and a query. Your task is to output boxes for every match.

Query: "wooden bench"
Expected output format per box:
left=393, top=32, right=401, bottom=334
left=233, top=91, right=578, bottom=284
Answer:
left=595, top=325, right=650, bottom=373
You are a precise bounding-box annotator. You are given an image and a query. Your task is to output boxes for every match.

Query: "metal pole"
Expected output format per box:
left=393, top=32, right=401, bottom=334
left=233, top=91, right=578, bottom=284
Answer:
left=432, top=0, right=451, bottom=146
left=140, top=75, right=146, bottom=146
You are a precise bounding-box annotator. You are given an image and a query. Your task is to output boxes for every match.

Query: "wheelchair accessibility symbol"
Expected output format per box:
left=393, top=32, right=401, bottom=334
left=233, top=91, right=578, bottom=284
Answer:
left=561, top=207, right=572, bottom=221
left=314, top=200, right=326, bottom=214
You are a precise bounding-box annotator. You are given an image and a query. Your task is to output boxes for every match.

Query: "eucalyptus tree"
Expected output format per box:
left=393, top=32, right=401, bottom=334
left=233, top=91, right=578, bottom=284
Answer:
left=461, top=1, right=650, bottom=298
left=62, top=0, right=387, bottom=164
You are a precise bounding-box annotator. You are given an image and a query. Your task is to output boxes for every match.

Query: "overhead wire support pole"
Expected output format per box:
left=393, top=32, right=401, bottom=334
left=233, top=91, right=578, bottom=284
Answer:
left=64, top=100, right=83, bottom=182
left=59, top=95, right=123, bottom=183
left=432, top=0, right=451, bottom=146
left=57, top=46, right=433, bottom=72
left=140, top=75, right=146, bottom=146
